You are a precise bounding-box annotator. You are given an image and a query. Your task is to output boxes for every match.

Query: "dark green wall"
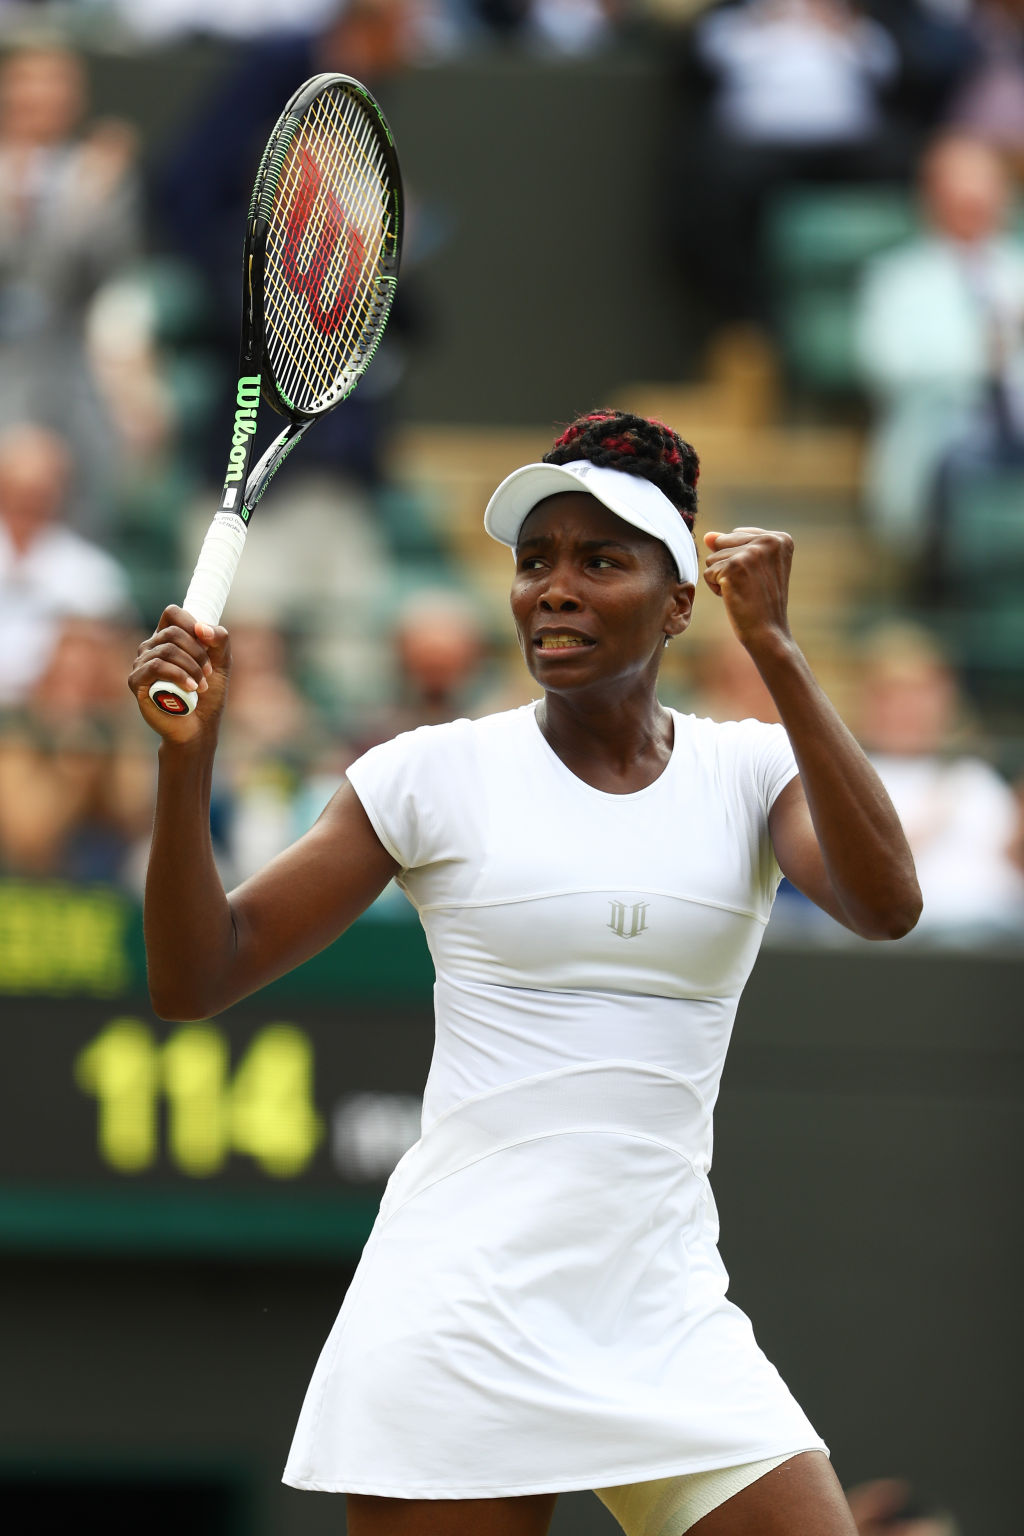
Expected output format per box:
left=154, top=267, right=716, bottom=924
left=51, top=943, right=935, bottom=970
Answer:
left=381, top=54, right=689, bottom=425
left=81, top=43, right=689, bottom=428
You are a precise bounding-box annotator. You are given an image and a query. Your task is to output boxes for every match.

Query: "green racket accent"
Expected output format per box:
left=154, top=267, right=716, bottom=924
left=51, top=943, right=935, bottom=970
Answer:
left=247, top=133, right=277, bottom=222
left=256, top=119, right=299, bottom=224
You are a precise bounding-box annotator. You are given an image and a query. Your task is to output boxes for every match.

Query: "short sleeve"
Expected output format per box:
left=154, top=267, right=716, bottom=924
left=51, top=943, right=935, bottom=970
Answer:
left=728, top=721, right=799, bottom=903
left=752, top=722, right=800, bottom=815
left=345, top=722, right=466, bottom=873
left=346, top=731, right=424, bottom=870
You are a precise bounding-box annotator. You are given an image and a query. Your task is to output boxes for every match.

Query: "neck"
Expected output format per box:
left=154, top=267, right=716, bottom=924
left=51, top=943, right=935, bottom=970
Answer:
left=537, top=678, right=673, bottom=793
left=2, top=519, right=41, bottom=558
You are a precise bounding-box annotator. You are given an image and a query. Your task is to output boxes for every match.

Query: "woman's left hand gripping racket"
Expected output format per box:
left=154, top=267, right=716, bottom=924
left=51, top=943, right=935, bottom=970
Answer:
left=149, top=72, right=403, bottom=715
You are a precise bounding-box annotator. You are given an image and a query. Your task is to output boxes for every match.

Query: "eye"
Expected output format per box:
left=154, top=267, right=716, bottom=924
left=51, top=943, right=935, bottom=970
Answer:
left=588, top=555, right=617, bottom=570
left=517, top=555, right=545, bottom=572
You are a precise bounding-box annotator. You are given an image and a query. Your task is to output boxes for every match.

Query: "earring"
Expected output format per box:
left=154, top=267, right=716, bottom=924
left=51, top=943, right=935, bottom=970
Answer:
left=663, top=635, right=671, bottom=648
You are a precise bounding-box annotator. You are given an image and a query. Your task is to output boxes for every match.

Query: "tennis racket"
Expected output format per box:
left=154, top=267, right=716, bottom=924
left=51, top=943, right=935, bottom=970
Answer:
left=149, top=71, right=403, bottom=715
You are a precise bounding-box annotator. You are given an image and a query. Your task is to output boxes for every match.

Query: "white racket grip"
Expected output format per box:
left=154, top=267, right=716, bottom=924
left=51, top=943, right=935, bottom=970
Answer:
left=148, top=513, right=248, bottom=716
left=182, top=511, right=248, bottom=627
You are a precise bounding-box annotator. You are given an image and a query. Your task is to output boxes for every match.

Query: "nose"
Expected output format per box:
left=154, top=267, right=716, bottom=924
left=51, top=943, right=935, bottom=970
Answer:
left=539, top=563, right=580, bottom=611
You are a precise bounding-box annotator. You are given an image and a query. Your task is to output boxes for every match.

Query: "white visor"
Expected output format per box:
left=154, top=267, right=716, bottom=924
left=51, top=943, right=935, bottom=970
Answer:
left=483, top=458, right=699, bottom=585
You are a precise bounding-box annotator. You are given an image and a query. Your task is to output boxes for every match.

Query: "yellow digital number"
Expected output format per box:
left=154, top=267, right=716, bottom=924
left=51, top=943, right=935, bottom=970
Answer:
left=162, top=1024, right=231, bottom=1176
left=230, top=1024, right=322, bottom=1177
left=74, top=1018, right=323, bottom=1178
left=74, top=1018, right=160, bottom=1173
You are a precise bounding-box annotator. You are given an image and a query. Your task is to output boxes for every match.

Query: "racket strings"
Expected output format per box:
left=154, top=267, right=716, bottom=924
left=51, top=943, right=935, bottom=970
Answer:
left=272, top=94, right=386, bottom=292
left=263, top=85, right=394, bottom=414
left=266, top=107, right=387, bottom=405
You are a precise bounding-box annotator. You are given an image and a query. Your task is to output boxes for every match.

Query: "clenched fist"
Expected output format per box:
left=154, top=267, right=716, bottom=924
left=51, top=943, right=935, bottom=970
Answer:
left=703, top=527, right=795, bottom=652
left=128, top=606, right=231, bottom=746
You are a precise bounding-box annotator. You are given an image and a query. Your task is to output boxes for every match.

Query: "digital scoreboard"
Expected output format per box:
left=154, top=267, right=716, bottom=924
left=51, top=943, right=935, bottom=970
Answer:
left=0, top=880, right=435, bottom=1258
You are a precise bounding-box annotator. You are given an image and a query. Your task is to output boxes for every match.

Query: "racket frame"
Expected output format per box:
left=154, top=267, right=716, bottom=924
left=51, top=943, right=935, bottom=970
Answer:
left=148, top=72, right=403, bottom=716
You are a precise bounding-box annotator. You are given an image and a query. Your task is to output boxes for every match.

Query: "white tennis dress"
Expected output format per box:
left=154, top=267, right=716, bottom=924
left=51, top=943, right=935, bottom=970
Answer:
left=283, top=703, right=826, bottom=1498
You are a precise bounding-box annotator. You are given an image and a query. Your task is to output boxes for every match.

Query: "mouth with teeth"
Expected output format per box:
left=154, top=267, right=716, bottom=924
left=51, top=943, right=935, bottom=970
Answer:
left=536, top=634, right=594, bottom=649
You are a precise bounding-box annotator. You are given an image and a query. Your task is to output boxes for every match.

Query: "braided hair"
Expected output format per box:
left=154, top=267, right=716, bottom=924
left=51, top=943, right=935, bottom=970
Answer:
left=543, top=409, right=700, bottom=532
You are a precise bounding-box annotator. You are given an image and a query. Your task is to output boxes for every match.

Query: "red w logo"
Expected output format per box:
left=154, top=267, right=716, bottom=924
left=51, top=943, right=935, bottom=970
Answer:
left=280, top=147, right=366, bottom=335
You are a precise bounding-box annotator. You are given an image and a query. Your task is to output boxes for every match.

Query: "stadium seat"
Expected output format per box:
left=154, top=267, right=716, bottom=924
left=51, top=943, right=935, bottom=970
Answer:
left=766, top=186, right=918, bottom=394
left=940, top=464, right=1024, bottom=583
left=935, top=466, right=1024, bottom=699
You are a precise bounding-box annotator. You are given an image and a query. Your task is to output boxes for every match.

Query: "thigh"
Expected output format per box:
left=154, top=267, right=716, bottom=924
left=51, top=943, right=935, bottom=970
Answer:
left=689, top=1452, right=857, bottom=1536
left=346, top=1492, right=558, bottom=1536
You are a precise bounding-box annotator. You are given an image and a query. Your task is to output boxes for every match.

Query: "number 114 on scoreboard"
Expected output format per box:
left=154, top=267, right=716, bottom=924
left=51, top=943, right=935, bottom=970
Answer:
left=74, top=1018, right=322, bottom=1178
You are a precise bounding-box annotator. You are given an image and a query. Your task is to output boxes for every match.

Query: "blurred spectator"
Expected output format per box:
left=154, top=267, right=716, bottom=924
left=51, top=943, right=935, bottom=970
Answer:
left=473, top=0, right=615, bottom=53
left=875, top=1, right=979, bottom=135
left=353, top=587, right=491, bottom=750
left=675, top=0, right=907, bottom=326
left=219, top=622, right=333, bottom=881
left=112, top=0, right=612, bottom=56
left=191, top=468, right=392, bottom=718
left=107, top=0, right=342, bottom=41
left=846, top=1477, right=959, bottom=1536
left=856, top=132, right=1024, bottom=566
left=84, top=262, right=213, bottom=625
left=688, top=633, right=781, bottom=724
left=525, top=0, right=614, bottom=55
left=857, top=622, right=1024, bottom=943
left=222, top=622, right=325, bottom=766
left=697, top=1, right=898, bottom=146
left=0, top=615, right=153, bottom=882
left=947, top=0, right=1024, bottom=172
left=0, top=43, right=141, bottom=535
left=0, top=423, right=133, bottom=707
left=1009, top=770, right=1024, bottom=878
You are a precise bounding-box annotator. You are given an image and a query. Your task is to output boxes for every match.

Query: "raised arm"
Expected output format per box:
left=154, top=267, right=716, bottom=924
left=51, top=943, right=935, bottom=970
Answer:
left=129, top=608, right=398, bottom=1020
left=703, top=530, right=922, bottom=940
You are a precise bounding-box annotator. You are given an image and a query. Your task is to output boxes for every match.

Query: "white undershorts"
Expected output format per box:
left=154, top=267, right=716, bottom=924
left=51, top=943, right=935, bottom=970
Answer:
left=595, top=1451, right=803, bottom=1536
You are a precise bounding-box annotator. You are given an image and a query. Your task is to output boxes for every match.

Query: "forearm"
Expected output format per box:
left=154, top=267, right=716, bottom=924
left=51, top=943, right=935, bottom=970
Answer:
left=752, top=631, right=922, bottom=937
left=144, top=741, right=237, bottom=1019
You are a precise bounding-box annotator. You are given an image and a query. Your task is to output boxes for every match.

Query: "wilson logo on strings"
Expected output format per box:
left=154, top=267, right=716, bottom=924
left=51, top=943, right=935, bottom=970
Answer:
left=281, top=146, right=366, bottom=334
left=608, top=901, right=650, bottom=940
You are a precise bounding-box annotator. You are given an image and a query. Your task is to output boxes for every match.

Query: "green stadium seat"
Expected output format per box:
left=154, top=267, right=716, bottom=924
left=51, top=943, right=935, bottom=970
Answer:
left=941, top=465, right=1024, bottom=582
left=766, top=186, right=918, bottom=393
left=932, top=466, right=1024, bottom=701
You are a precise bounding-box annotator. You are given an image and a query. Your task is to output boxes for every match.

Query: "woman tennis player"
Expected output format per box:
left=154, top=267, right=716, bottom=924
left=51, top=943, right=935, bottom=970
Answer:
left=130, top=410, right=921, bottom=1536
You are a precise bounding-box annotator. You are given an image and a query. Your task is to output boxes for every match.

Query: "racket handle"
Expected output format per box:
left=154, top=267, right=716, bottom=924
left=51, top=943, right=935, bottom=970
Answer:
left=149, top=513, right=248, bottom=716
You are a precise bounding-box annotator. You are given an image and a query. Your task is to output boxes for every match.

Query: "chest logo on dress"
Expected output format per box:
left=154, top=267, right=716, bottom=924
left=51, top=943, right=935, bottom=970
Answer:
left=608, top=900, right=649, bottom=939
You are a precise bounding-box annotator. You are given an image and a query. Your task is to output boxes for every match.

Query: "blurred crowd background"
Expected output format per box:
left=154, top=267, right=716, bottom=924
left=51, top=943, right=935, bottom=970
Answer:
left=0, top=0, right=1023, bottom=950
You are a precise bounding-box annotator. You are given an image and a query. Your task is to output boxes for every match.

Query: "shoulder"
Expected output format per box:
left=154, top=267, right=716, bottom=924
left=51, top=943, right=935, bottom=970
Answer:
left=991, top=236, right=1024, bottom=277
left=31, top=527, right=129, bottom=605
left=672, top=711, right=797, bottom=811
left=939, top=754, right=1018, bottom=811
left=344, top=707, right=537, bottom=870
left=39, top=524, right=121, bottom=570
left=349, top=705, right=537, bottom=777
left=672, top=709, right=789, bottom=756
left=861, top=237, right=945, bottom=292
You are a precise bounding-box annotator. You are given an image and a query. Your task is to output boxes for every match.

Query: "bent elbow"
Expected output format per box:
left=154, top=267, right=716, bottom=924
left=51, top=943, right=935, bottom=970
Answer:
left=879, top=910, right=920, bottom=942
left=148, top=982, right=217, bottom=1023
left=860, top=885, right=924, bottom=942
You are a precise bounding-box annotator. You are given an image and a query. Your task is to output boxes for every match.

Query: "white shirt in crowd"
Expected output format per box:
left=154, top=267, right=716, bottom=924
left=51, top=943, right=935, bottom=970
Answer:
left=0, top=521, right=130, bottom=705
left=697, top=0, right=898, bottom=145
left=871, top=753, right=1024, bottom=938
